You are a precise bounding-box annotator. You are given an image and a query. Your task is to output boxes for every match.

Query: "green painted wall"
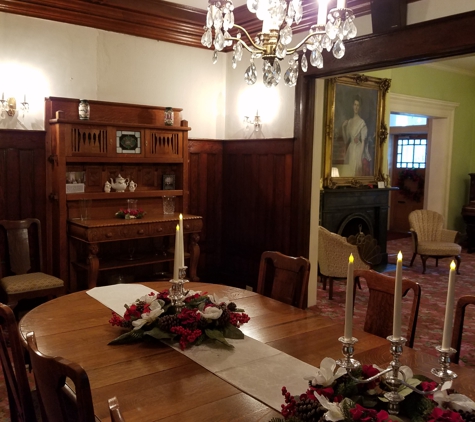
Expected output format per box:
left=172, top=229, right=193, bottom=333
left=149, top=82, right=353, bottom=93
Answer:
left=368, top=66, right=475, bottom=232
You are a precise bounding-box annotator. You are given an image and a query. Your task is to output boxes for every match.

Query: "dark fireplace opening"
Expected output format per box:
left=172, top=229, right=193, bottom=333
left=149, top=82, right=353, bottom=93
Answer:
left=338, top=214, right=373, bottom=239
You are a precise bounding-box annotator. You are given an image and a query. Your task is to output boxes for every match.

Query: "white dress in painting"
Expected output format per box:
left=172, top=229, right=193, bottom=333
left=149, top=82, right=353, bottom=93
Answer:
left=342, top=114, right=368, bottom=177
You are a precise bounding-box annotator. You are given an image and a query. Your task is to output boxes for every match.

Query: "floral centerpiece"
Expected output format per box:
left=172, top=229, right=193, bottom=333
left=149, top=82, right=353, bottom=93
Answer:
left=115, top=208, right=146, bottom=219
left=108, top=289, right=250, bottom=350
left=270, top=358, right=475, bottom=422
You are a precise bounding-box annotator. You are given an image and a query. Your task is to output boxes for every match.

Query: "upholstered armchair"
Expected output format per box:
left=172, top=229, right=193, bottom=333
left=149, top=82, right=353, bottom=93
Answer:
left=318, top=226, right=370, bottom=299
left=408, top=209, right=461, bottom=274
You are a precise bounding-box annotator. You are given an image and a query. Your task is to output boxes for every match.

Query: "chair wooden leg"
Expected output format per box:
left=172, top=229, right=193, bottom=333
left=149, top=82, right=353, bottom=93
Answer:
left=436, top=258, right=439, bottom=267
left=322, top=276, right=327, bottom=291
left=455, top=255, right=461, bottom=275
left=421, top=255, right=428, bottom=274
left=329, top=278, right=334, bottom=300
left=410, top=253, right=417, bottom=267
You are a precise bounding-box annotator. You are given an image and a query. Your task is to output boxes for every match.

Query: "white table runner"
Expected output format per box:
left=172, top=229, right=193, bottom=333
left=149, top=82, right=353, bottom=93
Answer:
left=87, top=284, right=315, bottom=412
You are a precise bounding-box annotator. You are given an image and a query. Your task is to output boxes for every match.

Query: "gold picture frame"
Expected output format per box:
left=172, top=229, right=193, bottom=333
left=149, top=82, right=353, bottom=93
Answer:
left=323, top=74, right=391, bottom=188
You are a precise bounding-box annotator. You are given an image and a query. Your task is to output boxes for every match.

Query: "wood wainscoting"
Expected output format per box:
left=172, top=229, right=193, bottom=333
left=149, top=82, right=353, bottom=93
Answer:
left=189, top=138, right=295, bottom=290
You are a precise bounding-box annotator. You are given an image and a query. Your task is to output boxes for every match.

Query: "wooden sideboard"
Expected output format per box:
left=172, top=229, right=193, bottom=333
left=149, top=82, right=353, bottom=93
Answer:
left=45, top=97, right=201, bottom=291
left=68, top=213, right=202, bottom=290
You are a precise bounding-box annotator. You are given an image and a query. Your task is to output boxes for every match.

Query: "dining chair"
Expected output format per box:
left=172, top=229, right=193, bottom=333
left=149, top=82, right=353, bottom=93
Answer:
left=26, top=331, right=127, bottom=422
left=451, top=295, right=475, bottom=364
left=26, top=331, right=98, bottom=422
left=408, top=209, right=462, bottom=274
left=354, top=269, right=421, bottom=348
left=257, top=251, right=311, bottom=309
left=318, top=226, right=370, bottom=300
left=0, top=218, right=65, bottom=318
left=0, top=303, right=38, bottom=422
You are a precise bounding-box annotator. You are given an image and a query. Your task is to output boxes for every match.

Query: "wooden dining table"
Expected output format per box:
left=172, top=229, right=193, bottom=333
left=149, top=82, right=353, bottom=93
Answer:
left=19, top=281, right=475, bottom=422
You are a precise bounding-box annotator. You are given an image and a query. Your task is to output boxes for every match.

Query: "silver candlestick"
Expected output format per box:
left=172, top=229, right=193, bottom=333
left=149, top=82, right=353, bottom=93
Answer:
left=336, top=335, right=458, bottom=416
left=336, top=336, right=360, bottom=370
left=169, top=266, right=188, bottom=311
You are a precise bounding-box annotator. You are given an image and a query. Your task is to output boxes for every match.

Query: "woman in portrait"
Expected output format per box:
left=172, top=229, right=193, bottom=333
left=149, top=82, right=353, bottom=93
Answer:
left=342, top=94, right=371, bottom=176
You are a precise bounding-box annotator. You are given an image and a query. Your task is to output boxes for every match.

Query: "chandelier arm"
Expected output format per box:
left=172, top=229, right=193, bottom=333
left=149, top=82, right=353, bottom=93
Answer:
left=286, top=31, right=324, bottom=54
left=230, top=24, right=266, bottom=54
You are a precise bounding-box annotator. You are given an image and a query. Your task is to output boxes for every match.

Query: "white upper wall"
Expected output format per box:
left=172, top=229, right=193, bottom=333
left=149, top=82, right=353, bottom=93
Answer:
left=0, top=13, right=226, bottom=138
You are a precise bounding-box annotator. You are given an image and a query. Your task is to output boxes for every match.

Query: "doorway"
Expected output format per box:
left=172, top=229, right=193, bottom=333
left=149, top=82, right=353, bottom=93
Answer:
left=388, top=93, right=458, bottom=226
left=388, top=121, right=428, bottom=233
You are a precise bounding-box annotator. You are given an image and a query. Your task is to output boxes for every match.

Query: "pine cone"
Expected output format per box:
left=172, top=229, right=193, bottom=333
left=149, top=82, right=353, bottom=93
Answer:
left=157, top=314, right=179, bottom=331
left=217, top=308, right=231, bottom=326
left=295, top=398, right=324, bottom=422
left=227, top=302, right=237, bottom=311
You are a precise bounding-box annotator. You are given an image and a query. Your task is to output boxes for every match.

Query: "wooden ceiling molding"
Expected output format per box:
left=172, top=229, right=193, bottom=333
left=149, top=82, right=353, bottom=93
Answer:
left=0, top=0, right=419, bottom=49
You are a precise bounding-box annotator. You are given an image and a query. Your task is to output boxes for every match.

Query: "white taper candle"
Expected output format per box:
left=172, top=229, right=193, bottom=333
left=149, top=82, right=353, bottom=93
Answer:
left=179, top=213, right=184, bottom=268
left=393, top=251, right=403, bottom=340
left=344, top=253, right=354, bottom=341
left=441, top=261, right=457, bottom=350
left=173, top=224, right=180, bottom=280
left=317, top=0, right=328, bottom=25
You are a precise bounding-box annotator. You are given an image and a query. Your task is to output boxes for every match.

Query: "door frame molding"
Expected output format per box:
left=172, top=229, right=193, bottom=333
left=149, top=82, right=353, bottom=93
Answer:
left=389, top=93, right=458, bottom=224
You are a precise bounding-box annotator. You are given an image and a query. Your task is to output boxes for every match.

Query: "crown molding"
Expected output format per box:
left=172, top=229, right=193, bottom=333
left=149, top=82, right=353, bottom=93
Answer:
left=0, top=0, right=420, bottom=49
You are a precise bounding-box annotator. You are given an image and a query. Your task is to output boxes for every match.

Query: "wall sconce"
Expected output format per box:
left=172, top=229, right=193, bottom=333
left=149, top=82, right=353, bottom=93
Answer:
left=1, top=93, right=29, bottom=118
left=244, top=110, right=262, bottom=132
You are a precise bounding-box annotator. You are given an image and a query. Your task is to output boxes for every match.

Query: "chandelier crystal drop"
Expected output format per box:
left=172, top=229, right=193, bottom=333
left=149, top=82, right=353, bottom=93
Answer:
left=202, top=0, right=357, bottom=87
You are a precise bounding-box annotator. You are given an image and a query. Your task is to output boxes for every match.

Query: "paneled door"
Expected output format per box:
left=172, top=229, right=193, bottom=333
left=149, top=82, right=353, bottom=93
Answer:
left=389, top=133, right=427, bottom=233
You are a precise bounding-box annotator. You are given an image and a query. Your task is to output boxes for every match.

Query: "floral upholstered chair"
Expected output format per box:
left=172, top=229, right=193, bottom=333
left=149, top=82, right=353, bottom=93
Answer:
left=408, top=210, right=461, bottom=274
left=318, top=226, right=370, bottom=300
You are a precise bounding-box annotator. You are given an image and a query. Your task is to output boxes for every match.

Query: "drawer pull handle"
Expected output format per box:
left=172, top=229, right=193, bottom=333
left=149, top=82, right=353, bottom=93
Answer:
left=137, top=229, right=144, bottom=235
left=157, top=227, right=163, bottom=232
left=185, top=224, right=190, bottom=230
left=106, top=232, right=113, bottom=238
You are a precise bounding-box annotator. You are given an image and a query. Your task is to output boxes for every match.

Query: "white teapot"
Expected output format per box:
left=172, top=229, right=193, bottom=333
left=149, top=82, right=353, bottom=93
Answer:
left=110, top=174, right=129, bottom=192
left=129, top=180, right=137, bottom=192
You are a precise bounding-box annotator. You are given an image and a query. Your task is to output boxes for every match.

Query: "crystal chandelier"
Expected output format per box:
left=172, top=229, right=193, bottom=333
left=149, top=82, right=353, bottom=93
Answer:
left=201, top=0, right=357, bottom=87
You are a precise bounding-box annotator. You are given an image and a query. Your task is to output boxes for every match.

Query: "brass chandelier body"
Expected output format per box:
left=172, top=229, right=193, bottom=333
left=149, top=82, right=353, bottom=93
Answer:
left=202, top=0, right=357, bottom=87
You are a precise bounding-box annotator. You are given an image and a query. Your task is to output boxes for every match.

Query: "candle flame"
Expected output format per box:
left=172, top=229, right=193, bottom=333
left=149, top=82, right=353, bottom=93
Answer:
left=349, top=253, right=354, bottom=263
left=397, top=251, right=403, bottom=261
left=450, top=260, right=456, bottom=270
left=179, top=213, right=183, bottom=220
left=176, top=224, right=180, bottom=231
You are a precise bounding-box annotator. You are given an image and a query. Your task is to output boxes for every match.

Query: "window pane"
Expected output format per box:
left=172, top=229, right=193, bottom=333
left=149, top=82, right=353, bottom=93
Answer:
left=402, top=145, right=414, bottom=163
left=414, top=145, right=426, bottom=163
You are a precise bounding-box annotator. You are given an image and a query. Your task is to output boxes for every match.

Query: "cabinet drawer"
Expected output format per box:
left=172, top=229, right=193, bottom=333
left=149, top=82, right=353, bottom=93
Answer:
left=88, top=224, right=150, bottom=241
left=149, top=221, right=178, bottom=236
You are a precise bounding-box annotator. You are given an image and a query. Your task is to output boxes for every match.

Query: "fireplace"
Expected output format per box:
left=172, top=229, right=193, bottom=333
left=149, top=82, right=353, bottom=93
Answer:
left=320, top=188, right=392, bottom=264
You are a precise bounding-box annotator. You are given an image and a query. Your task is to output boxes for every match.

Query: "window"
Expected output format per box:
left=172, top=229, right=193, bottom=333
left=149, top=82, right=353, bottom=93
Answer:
left=390, top=113, right=428, bottom=127
left=396, top=136, right=427, bottom=168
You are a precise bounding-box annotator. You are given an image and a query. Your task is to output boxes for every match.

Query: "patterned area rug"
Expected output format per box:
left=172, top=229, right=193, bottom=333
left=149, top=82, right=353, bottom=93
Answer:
left=310, top=236, right=475, bottom=367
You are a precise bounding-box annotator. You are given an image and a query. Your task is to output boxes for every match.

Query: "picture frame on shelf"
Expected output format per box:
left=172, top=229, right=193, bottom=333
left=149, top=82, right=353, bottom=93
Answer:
left=116, top=130, right=141, bottom=154
left=323, top=74, right=391, bottom=188
left=162, top=174, right=175, bottom=190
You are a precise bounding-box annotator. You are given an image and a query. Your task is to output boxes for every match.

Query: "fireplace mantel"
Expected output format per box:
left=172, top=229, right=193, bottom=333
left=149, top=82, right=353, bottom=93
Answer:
left=320, top=188, right=395, bottom=264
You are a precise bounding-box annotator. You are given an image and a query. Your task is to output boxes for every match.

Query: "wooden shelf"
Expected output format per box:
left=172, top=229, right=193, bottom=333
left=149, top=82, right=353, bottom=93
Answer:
left=65, top=190, right=182, bottom=201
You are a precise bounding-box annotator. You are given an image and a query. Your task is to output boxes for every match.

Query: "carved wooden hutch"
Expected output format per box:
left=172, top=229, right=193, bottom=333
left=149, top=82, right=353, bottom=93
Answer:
left=46, top=97, right=202, bottom=291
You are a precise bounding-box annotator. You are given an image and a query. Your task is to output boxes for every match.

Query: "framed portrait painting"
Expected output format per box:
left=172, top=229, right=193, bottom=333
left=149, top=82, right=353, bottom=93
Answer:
left=323, top=74, right=391, bottom=188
